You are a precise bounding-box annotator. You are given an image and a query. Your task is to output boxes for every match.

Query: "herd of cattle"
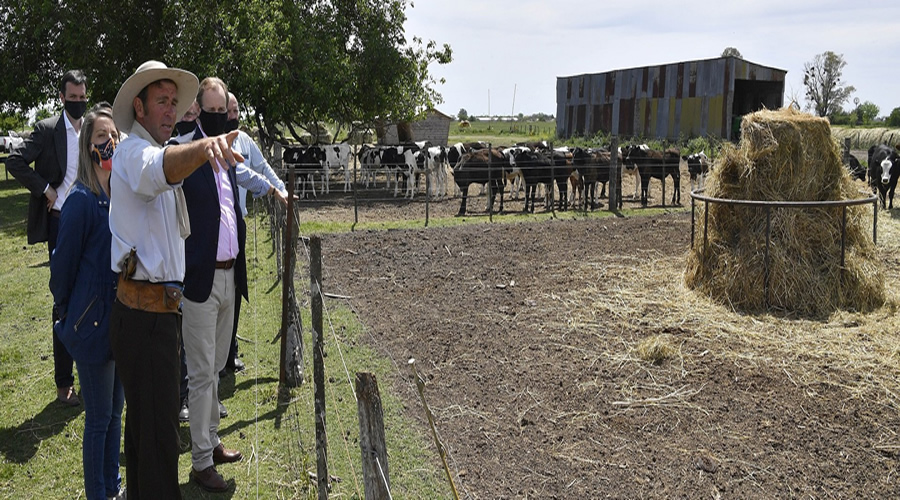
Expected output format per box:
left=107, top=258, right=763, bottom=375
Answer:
left=281, top=141, right=900, bottom=215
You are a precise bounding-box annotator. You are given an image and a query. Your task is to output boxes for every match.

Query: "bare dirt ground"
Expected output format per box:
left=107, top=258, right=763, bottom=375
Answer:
left=305, top=171, right=898, bottom=499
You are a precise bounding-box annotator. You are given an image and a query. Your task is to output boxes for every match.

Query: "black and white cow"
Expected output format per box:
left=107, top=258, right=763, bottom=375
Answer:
left=425, top=145, right=449, bottom=198
left=380, top=145, right=420, bottom=199
left=357, top=144, right=383, bottom=188
left=868, top=144, right=900, bottom=209
left=682, top=151, right=710, bottom=191
left=451, top=148, right=507, bottom=215
left=622, top=144, right=681, bottom=206
left=283, top=145, right=325, bottom=198
left=571, top=147, right=612, bottom=211
left=322, top=143, right=353, bottom=193
left=512, top=150, right=553, bottom=213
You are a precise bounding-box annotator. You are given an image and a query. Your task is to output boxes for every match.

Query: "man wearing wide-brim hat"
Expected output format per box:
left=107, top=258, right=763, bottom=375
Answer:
left=108, top=60, right=244, bottom=499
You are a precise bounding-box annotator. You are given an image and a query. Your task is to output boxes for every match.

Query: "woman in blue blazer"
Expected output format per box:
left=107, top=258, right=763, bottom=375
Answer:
left=50, top=105, right=124, bottom=500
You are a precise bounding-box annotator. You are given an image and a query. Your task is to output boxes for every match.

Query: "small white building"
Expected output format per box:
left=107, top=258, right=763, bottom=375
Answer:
left=379, top=108, right=453, bottom=146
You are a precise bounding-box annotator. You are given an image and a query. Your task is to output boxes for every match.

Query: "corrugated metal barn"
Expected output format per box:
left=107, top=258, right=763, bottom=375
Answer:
left=556, top=56, right=786, bottom=141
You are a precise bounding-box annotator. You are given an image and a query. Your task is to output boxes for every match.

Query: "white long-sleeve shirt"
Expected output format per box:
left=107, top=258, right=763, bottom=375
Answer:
left=232, top=130, right=286, bottom=216
left=109, top=122, right=188, bottom=282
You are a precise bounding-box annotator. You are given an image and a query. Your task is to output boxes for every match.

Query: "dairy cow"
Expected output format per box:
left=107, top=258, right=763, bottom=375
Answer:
left=868, top=144, right=900, bottom=209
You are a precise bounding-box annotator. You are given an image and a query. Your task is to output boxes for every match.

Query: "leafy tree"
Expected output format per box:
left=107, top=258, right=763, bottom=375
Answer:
left=0, top=0, right=451, bottom=150
left=888, top=107, right=900, bottom=128
left=721, top=47, right=743, bottom=58
left=457, top=108, right=469, bottom=121
left=857, top=101, right=879, bottom=124
left=803, top=51, right=855, bottom=117
left=0, top=111, right=26, bottom=132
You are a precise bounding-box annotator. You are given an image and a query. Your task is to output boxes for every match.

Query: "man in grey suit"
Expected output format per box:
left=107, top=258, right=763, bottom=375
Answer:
left=6, top=69, right=88, bottom=406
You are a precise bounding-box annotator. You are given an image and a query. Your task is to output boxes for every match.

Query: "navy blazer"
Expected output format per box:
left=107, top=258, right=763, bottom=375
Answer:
left=181, top=130, right=248, bottom=304
left=49, top=182, right=118, bottom=364
left=5, top=115, right=68, bottom=244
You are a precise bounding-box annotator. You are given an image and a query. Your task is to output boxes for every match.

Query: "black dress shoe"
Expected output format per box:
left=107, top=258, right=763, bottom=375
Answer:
left=218, top=400, right=228, bottom=418
left=191, top=465, right=228, bottom=492
left=212, top=443, right=243, bottom=464
left=232, top=358, right=245, bottom=372
left=57, top=386, right=80, bottom=406
left=179, top=399, right=190, bottom=422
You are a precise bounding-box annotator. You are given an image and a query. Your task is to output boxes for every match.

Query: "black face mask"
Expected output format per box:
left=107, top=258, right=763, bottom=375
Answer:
left=224, top=118, right=239, bottom=133
left=198, top=110, right=228, bottom=137
left=64, top=100, right=87, bottom=120
left=174, top=120, right=196, bottom=137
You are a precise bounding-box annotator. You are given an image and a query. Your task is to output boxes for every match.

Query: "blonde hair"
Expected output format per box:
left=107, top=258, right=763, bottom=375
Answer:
left=76, top=104, right=117, bottom=196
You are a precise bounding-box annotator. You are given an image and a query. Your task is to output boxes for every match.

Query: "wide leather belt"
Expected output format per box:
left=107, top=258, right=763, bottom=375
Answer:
left=116, top=273, right=182, bottom=314
left=215, top=259, right=235, bottom=270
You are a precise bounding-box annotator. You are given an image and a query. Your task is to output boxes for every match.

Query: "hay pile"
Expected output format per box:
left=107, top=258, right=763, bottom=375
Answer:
left=684, top=107, right=884, bottom=316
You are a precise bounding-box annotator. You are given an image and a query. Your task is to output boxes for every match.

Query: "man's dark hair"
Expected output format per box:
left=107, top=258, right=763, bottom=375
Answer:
left=59, top=70, right=87, bottom=94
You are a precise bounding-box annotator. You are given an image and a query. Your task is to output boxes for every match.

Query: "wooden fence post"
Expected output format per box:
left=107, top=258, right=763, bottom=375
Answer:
left=356, top=372, right=391, bottom=500
left=278, top=161, right=303, bottom=389
left=280, top=165, right=293, bottom=386
left=310, top=236, right=328, bottom=498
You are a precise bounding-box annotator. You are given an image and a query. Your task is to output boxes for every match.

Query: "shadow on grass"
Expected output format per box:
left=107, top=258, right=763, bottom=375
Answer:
left=0, top=400, right=84, bottom=463
left=0, top=186, right=28, bottom=238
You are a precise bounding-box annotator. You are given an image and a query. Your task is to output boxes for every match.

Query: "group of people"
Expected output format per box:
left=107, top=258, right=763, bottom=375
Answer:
left=7, top=61, right=289, bottom=499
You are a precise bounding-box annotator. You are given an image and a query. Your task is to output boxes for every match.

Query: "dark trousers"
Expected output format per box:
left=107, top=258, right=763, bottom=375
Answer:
left=226, top=296, right=241, bottom=368
left=109, top=300, right=183, bottom=500
left=48, top=211, right=75, bottom=389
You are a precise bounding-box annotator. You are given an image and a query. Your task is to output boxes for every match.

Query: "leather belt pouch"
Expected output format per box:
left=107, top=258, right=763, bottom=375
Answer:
left=116, top=273, right=182, bottom=314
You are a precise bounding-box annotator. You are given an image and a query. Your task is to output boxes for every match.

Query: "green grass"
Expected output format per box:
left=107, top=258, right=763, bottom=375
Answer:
left=0, top=162, right=448, bottom=499
left=449, top=120, right=557, bottom=146
left=0, top=151, right=684, bottom=498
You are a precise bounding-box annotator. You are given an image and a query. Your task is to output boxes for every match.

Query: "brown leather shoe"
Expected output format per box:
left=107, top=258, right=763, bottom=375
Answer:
left=56, top=386, right=80, bottom=406
left=190, top=465, right=229, bottom=492
left=212, top=443, right=243, bottom=464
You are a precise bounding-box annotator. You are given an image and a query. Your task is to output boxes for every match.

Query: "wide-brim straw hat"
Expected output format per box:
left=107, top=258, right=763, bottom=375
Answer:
left=112, top=60, right=199, bottom=134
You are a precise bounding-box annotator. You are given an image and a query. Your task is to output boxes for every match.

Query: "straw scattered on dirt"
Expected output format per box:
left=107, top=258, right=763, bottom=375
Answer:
left=318, top=205, right=900, bottom=498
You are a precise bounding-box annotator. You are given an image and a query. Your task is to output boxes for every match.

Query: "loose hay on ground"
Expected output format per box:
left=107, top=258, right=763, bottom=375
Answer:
left=684, top=107, right=884, bottom=315
left=559, top=252, right=900, bottom=412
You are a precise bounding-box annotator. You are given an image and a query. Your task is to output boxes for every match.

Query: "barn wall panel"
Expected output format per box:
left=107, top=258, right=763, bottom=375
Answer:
left=619, top=99, right=635, bottom=136
left=556, top=78, right=567, bottom=137
left=558, top=57, right=785, bottom=139
left=680, top=97, right=702, bottom=138
left=576, top=104, right=587, bottom=136
left=667, top=99, right=677, bottom=139
left=656, top=98, right=668, bottom=137
left=687, top=62, right=697, bottom=97
left=709, top=95, right=724, bottom=137
left=700, top=96, right=710, bottom=135
left=649, top=99, right=659, bottom=137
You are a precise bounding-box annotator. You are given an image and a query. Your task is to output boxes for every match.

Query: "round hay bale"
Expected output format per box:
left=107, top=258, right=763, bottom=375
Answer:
left=684, top=107, right=884, bottom=315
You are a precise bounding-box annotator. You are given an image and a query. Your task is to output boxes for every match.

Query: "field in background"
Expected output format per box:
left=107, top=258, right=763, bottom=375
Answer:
left=448, top=119, right=556, bottom=146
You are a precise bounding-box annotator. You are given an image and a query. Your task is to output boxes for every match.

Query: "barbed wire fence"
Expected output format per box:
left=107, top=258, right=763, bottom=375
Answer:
left=250, top=162, right=470, bottom=499
left=247, top=136, right=706, bottom=498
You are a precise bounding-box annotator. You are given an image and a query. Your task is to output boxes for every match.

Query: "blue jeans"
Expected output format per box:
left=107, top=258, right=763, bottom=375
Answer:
left=76, top=359, right=125, bottom=499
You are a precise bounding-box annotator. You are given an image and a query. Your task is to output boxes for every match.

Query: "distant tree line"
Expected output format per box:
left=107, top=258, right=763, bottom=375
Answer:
left=456, top=108, right=553, bottom=122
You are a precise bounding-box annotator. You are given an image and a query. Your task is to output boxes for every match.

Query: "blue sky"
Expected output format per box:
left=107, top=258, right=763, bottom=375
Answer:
left=404, top=0, right=900, bottom=119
